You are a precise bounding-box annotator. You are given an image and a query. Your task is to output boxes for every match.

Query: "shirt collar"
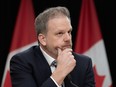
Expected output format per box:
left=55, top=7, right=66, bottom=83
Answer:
left=40, top=46, right=55, bottom=66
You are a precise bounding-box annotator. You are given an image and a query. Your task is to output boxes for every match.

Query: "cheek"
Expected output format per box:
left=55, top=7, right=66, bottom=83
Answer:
left=55, top=40, right=64, bottom=49
left=50, top=40, right=62, bottom=49
left=46, top=36, right=63, bottom=48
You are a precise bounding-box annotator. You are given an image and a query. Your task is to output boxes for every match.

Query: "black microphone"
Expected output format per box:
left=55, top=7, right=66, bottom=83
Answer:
left=67, top=74, right=79, bottom=87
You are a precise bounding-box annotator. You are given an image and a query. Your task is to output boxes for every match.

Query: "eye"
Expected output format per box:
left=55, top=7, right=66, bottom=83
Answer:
left=68, top=30, right=72, bottom=35
left=58, top=32, right=63, bottom=35
left=57, top=32, right=64, bottom=36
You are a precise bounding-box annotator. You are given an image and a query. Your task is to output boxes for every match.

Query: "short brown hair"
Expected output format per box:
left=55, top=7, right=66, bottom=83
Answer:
left=34, top=6, right=71, bottom=36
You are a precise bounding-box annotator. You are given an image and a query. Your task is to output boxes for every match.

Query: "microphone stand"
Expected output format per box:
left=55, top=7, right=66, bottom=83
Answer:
left=68, top=74, right=79, bottom=87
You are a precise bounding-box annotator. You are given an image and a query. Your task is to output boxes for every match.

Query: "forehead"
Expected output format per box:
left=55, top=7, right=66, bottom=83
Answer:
left=47, top=16, right=72, bottom=31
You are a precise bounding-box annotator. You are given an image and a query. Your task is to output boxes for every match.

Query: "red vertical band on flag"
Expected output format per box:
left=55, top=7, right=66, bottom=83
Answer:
left=74, top=0, right=102, bottom=54
left=1, top=0, right=36, bottom=87
left=3, top=71, right=11, bottom=87
left=74, top=0, right=112, bottom=87
left=10, top=0, right=36, bottom=51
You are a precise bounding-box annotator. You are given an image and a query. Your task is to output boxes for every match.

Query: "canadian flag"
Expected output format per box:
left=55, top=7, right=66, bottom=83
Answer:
left=1, top=0, right=37, bottom=87
left=74, top=0, right=112, bottom=87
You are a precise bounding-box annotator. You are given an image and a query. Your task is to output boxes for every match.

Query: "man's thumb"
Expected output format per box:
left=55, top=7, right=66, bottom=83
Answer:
left=57, top=48, right=62, bottom=55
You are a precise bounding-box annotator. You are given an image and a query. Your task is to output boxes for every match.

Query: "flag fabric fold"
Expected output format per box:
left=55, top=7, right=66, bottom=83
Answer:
left=74, top=0, right=112, bottom=87
left=1, top=0, right=37, bottom=87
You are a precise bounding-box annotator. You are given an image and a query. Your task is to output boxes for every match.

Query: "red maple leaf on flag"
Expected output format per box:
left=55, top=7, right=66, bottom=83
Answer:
left=93, top=65, right=105, bottom=87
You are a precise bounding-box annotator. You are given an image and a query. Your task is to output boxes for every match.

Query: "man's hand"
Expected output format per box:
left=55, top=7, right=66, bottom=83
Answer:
left=51, top=48, right=76, bottom=85
left=57, top=48, right=76, bottom=76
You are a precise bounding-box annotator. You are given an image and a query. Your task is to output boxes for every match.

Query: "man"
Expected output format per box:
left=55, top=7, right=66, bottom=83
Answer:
left=10, top=6, right=95, bottom=87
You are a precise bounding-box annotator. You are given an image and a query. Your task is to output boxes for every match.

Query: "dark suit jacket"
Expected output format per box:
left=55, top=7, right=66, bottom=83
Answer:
left=10, top=46, right=95, bottom=87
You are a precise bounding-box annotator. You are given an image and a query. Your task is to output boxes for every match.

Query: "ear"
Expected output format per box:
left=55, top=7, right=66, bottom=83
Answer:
left=38, top=34, right=46, bottom=46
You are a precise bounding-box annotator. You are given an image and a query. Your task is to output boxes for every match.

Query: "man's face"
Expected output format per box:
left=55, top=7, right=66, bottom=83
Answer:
left=42, top=16, right=72, bottom=58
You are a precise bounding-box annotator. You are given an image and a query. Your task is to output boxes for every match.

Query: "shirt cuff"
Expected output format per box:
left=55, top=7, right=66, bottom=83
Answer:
left=50, top=76, right=61, bottom=87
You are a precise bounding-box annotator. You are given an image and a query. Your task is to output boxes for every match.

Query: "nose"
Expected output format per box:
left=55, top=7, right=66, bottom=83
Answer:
left=63, top=32, right=71, bottom=41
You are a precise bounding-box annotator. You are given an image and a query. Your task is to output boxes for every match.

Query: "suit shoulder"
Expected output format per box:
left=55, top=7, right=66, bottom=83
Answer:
left=73, top=52, right=93, bottom=69
left=11, top=45, right=39, bottom=61
left=73, top=52, right=92, bottom=62
left=13, top=46, right=38, bottom=56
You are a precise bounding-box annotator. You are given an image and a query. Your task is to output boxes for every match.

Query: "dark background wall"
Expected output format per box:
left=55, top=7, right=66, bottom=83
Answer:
left=0, top=0, right=115, bottom=86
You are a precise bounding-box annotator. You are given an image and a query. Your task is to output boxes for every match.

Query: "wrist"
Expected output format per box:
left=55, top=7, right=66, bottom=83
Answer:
left=51, top=70, right=66, bottom=85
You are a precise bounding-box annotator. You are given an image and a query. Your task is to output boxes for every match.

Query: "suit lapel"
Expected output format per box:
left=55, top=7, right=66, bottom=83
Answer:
left=34, top=46, right=52, bottom=81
